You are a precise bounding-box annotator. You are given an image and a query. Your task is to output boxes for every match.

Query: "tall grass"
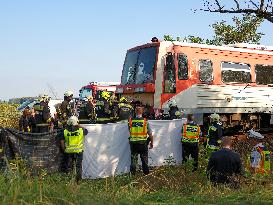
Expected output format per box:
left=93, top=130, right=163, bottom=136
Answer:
left=1, top=156, right=273, bottom=205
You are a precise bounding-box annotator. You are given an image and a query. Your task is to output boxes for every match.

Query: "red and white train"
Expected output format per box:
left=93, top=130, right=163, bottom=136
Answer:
left=116, top=39, right=273, bottom=129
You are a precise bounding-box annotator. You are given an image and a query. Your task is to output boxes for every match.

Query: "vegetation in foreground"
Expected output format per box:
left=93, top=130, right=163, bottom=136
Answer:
left=1, top=161, right=273, bottom=205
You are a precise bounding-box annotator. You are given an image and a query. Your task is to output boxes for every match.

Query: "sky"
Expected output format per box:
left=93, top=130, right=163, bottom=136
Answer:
left=0, top=0, right=272, bottom=100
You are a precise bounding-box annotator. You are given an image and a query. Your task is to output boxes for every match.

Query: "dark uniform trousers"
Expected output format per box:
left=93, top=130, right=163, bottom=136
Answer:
left=62, top=152, right=83, bottom=181
left=130, top=141, right=149, bottom=175
left=182, top=142, right=199, bottom=170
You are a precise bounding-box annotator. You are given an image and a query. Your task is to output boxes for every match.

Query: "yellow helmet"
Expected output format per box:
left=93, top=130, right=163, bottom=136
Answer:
left=119, top=97, right=127, bottom=103
left=101, top=91, right=110, bottom=100
left=39, top=94, right=51, bottom=102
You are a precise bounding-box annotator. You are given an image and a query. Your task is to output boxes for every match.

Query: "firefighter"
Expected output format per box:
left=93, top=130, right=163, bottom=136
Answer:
left=78, top=96, right=96, bottom=124
left=181, top=114, right=201, bottom=171
left=206, top=113, right=223, bottom=154
left=60, top=116, right=88, bottom=181
left=32, top=94, right=52, bottom=133
left=96, top=91, right=111, bottom=123
left=247, top=129, right=271, bottom=174
left=168, top=100, right=180, bottom=120
left=116, top=97, right=133, bottom=122
left=59, top=91, right=74, bottom=126
left=19, top=107, right=35, bottom=132
left=128, top=103, right=154, bottom=175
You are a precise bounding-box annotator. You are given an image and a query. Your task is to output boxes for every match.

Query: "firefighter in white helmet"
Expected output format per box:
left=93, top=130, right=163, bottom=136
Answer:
left=206, top=113, right=223, bottom=154
left=247, top=129, right=271, bottom=174
left=60, top=116, right=88, bottom=182
left=168, top=99, right=180, bottom=120
left=58, top=91, right=74, bottom=126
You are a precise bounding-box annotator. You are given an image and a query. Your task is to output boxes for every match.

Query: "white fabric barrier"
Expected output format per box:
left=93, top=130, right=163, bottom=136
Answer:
left=82, top=119, right=186, bottom=179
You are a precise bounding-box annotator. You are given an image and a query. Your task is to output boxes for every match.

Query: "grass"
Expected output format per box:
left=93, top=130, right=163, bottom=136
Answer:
left=1, top=161, right=273, bottom=205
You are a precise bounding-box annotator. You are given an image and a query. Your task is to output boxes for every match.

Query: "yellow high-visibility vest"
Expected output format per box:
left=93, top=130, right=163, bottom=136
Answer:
left=64, top=128, right=84, bottom=153
left=129, top=118, right=148, bottom=142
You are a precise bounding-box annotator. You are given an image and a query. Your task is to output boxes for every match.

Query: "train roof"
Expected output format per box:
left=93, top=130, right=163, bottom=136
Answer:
left=172, top=41, right=273, bottom=56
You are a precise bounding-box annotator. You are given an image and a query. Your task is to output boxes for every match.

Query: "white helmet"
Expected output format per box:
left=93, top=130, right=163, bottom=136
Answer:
left=64, top=91, right=74, bottom=97
left=210, top=113, right=220, bottom=122
left=67, top=116, right=79, bottom=126
left=168, top=99, right=177, bottom=107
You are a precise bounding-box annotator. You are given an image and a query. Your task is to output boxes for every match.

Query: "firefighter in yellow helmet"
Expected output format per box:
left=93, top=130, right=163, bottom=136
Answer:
left=247, top=129, right=271, bottom=175
left=128, top=103, right=154, bottom=175
left=32, top=94, right=52, bottom=133
left=60, top=116, right=88, bottom=181
left=206, top=113, right=223, bottom=153
left=96, top=91, right=111, bottom=123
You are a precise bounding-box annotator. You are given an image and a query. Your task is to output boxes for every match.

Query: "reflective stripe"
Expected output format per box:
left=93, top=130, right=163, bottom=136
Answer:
left=129, top=118, right=148, bottom=141
left=181, top=124, right=200, bottom=143
left=36, top=123, right=49, bottom=127
left=96, top=118, right=111, bottom=121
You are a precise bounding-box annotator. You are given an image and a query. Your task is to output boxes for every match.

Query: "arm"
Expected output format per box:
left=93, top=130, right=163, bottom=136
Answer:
left=147, top=122, right=153, bottom=149
left=60, top=139, right=65, bottom=152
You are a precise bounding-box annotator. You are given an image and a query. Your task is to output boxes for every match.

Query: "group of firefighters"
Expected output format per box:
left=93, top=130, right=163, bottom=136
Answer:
left=17, top=91, right=271, bottom=184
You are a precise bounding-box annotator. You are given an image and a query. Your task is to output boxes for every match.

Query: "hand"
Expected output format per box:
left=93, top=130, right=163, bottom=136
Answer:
left=149, top=142, right=153, bottom=149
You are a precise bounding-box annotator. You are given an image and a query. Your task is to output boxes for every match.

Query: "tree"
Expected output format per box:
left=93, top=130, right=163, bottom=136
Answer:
left=164, top=13, right=264, bottom=45
left=211, top=14, right=264, bottom=45
left=202, top=0, right=273, bottom=23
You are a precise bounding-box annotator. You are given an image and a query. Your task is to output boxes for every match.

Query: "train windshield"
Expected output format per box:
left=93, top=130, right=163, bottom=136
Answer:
left=121, top=46, right=157, bottom=85
left=79, top=88, right=92, bottom=100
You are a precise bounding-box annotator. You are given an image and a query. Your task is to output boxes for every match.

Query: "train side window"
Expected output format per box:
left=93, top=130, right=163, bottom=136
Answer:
left=178, top=53, right=188, bottom=80
left=164, top=53, right=176, bottom=93
left=255, top=64, right=273, bottom=85
left=221, top=62, right=251, bottom=83
left=199, top=59, right=213, bottom=83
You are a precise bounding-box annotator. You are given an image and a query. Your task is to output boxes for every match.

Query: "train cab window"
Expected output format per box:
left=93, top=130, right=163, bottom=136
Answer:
left=255, top=64, right=273, bottom=85
left=221, top=62, right=251, bottom=83
left=178, top=53, right=188, bottom=80
left=199, top=59, right=213, bottom=83
left=164, top=53, right=176, bottom=93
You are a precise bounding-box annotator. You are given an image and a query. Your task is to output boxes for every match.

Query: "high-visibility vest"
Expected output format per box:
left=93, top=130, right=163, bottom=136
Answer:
left=64, top=128, right=84, bottom=153
left=181, top=124, right=200, bottom=143
left=250, top=146, right=271, bottom=174
left=129, top=118, right=148, bottom=142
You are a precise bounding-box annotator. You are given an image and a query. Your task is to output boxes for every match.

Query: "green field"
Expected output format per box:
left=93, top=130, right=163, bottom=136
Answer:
left=1, top=163, right=273, bottom=205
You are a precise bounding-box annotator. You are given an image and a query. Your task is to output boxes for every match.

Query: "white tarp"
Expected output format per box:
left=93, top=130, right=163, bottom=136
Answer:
left=82, top=119, right=186, bottom=179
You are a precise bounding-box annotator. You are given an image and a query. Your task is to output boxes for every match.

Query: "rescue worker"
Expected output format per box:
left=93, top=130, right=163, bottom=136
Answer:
left=181, top=114, right=201, bottom=171
left=128, top=103, right=154, bottom=175
left=109, top=93, right=119, bottom=121
left=168, top=100, right=180, bottom=120
left=247, top=129, right=271, bottom=174
left=78, top=96, right=96, bottom=124
left=96, top=91, right=111, bottom=123
left=206, top=113, right=223, bottom=154
left=115, top=97, right=133, bottom=122
left=207, top=136, right=244, bottom=185
left=32, top=94, right=52, bottom=133
left=60, top=91, right=74, bottom=126
left=19, top=107, right=35, bottom=132
left=60, top=116, right=88, bottom=181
